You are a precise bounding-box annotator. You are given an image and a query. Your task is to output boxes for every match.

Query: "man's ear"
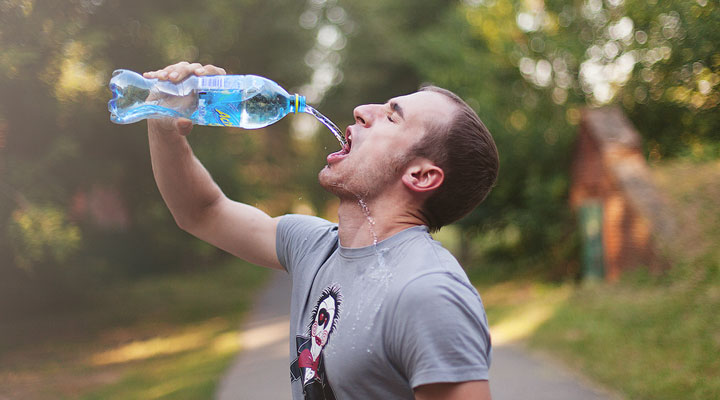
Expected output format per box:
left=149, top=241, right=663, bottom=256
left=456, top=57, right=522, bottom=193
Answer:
left=401, top=159, right=444, bottom=193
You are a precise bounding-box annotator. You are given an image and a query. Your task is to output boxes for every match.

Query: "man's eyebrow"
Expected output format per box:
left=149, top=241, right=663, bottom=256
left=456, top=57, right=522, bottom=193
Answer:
left=388, top=100, right=405, bottom=120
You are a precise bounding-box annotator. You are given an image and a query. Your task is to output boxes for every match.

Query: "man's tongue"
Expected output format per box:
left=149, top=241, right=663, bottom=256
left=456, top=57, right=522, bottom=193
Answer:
left=326, top=141, right=350, bottom=164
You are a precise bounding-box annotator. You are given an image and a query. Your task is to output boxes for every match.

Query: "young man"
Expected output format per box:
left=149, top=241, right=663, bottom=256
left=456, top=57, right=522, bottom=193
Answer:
left=144, top=62, right=499, bottom=400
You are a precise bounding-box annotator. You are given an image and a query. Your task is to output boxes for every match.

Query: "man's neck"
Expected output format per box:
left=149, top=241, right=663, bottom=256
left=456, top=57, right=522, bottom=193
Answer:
left=336, top=196, right=426, bottom=248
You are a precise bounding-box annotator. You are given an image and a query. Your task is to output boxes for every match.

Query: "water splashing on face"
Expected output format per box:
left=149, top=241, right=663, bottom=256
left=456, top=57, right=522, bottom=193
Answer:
left=305, top=105, right=346, bottom=147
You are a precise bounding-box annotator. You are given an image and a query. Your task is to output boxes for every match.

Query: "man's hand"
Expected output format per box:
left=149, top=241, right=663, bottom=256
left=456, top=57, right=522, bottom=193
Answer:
left=143, top=61, right=227, bottom=136
left=415, top=381, right=492, bottom=400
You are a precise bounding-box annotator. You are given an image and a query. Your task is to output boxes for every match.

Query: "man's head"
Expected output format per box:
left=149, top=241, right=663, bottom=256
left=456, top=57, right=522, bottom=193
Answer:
left=407, top=86, right=499, bottom=231
left=319, top=86, right=498, bottom=231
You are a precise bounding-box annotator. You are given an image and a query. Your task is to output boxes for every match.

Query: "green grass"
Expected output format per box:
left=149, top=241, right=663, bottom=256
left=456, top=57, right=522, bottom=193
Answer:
left=77, top=321, right=240, bottom=400
left=530, top=265, right=720, bottom=400
left=0, top=259, right=269, bottom=399
left=474, top=264, right=720, bottom=400
left=471, top=160, right=720, bottom=400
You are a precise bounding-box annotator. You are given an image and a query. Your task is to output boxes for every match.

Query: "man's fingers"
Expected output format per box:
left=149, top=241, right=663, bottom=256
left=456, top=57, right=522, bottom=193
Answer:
left=144, top=62, right=228, bottom=82
left=166, top=62, right=205, bottom=82
left=145, top=61, right=193, bottom=82
left=200, top=65, right=227, bottom=75
left=142, top=69, right=162, bottom=78
left=143, top=69, right=169, bottom=80
left=166, top=62, right=194, bottom=83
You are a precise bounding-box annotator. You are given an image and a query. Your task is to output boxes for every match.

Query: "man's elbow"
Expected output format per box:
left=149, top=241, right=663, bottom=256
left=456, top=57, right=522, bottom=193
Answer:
left=171, top=201, right=219, bottom=235
left=172, top=213, right=195, bottom=233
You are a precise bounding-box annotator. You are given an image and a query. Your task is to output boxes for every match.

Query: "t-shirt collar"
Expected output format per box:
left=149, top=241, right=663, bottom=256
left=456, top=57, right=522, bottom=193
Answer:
left=337, top=225, right=429, bottom=259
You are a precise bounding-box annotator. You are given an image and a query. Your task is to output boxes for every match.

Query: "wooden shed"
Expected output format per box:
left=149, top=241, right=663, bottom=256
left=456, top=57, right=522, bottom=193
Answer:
left=570, top=107, right=673, bottom=281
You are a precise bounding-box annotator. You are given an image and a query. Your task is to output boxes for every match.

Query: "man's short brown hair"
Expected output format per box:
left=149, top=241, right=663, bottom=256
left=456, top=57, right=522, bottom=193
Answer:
left=409, top=86, right=499, bottom=232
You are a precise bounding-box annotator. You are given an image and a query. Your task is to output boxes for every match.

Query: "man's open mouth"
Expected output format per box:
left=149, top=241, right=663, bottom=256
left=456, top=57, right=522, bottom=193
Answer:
left=326, top=128, right=352, bottom=164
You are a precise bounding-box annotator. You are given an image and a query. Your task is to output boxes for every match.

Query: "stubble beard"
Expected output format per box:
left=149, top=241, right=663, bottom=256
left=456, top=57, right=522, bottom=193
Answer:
left=318, top=165, right=381, bottom=201
left=318, top=153, right=409, bottom=202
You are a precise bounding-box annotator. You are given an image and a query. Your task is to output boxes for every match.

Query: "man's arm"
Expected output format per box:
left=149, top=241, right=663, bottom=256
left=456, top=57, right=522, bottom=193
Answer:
left=415, top=381, right=491, bottom=400
left=144, top=62, right=283, bottom=270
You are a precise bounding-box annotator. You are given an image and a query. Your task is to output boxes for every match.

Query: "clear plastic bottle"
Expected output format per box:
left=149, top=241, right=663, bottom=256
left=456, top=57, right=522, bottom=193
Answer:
left=108, top=69, right=306, bottom=129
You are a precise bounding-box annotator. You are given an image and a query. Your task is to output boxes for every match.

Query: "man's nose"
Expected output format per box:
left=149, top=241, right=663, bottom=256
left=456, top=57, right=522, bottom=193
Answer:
left=353, top=104, right=382, bottom=127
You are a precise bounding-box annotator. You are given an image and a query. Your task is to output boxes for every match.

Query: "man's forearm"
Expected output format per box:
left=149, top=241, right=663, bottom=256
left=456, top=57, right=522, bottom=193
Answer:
left=140, top=63, right=281, bottom=269
left=148, top=120, right=224, bottom=231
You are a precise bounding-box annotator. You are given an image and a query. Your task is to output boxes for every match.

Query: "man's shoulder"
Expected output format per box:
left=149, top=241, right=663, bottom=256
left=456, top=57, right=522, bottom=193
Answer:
left=276, top=214, right=338, bottom=273
left=393, top=270, right=479, bottom=304
left=387, top=252, right=480, bottom=314
left=278, top=214, right=338, bottom=242
left=391, top=232, right=472, bottom=287
left=280, top=213, right=336, bottom=230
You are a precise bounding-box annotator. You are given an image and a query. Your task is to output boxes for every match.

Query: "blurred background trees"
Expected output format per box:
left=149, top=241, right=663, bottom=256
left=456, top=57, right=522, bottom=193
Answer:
left=1, top=0, right=718, bottom=315
left=328, top=0, right=719, bottom=279
left=0, top=0, right=320, bottom=317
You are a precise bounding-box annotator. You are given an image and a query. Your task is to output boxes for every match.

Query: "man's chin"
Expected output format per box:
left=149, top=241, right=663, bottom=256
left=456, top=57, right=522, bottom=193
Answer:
left=318, top=167, right=337, bottom=191
left=318, top=167, right=352, bottom=198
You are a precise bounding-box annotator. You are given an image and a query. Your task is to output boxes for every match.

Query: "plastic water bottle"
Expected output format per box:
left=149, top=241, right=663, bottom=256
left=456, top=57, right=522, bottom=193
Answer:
left=108, top=69, right=306, bottom=129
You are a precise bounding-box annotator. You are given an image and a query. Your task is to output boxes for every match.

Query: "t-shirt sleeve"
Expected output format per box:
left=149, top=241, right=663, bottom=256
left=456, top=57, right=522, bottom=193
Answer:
left=385, top=273, right=492, bottom=389
left=275, top=214, right=337, bottom=276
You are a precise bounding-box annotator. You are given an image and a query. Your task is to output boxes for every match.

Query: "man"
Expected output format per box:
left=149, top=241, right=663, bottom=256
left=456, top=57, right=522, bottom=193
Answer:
left=143, top=61, right=499, bottom=400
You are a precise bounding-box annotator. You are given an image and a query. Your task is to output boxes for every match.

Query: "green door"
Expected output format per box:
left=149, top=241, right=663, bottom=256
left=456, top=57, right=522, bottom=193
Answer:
left=579, top=201, right=604, bottom=280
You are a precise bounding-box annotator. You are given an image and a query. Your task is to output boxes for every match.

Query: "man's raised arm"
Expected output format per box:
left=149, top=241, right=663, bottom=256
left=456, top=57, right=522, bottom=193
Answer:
left=144, top=62, right=283, bottom=270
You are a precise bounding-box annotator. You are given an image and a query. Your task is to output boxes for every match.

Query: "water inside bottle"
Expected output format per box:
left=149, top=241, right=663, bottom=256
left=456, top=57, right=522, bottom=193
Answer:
left=305, top=105, right=346, bottom=147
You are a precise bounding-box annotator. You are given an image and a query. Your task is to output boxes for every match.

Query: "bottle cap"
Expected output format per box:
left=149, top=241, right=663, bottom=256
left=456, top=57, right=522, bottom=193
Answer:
left=294, top=94, right=306, bottom=113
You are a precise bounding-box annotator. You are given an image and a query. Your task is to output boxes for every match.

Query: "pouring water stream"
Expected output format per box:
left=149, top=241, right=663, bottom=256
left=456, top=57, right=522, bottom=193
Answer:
left=305, top=105, right=346, bottom=147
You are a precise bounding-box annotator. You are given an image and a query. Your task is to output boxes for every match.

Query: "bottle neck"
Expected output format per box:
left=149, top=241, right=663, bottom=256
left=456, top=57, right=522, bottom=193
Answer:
left=292, top=94, right=306, bottom=114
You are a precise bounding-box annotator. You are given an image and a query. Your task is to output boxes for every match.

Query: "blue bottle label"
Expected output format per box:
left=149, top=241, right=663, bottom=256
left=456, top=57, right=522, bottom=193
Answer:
left=197, top=94, right=242, bottom=127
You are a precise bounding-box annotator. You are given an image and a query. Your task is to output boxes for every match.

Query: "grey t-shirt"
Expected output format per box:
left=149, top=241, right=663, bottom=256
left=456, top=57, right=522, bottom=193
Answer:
left=276, top=214, right=491, bottom=400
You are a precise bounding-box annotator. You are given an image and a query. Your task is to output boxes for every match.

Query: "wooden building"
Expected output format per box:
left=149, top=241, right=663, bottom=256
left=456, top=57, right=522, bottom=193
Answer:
left=570, top=107, right=673, bottom=281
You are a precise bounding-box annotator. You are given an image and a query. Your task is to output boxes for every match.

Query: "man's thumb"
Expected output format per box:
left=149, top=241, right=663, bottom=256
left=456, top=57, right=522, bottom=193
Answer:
left=175, top=118, right=193, bottom=136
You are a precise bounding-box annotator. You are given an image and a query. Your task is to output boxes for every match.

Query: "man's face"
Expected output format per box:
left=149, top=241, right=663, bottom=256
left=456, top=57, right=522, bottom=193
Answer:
left=318, top=90, right=454, bottom=200
left=310, top=296, right=336, bottom=356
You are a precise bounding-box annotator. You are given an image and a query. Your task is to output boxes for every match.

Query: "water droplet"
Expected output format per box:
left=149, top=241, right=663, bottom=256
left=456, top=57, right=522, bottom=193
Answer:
left=357, top=198, right=379, bottom=246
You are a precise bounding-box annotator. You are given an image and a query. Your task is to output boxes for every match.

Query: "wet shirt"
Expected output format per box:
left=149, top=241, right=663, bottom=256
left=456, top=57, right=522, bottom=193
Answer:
left=276, top=214, right=492, bottom=400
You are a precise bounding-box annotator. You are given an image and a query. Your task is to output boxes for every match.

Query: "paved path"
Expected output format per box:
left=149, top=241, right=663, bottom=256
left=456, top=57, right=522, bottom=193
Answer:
left=490, top=345, right=621, bottom=400
left=216, top=272, right=621, bottom=400
left=216, top=271, right=293, bottom=400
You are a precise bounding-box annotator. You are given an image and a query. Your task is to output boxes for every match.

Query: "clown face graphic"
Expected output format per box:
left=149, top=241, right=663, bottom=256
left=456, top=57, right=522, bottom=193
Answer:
left=291, top=285, right=341, bottom=399
left=303, top=286, right=340, bottom=384
left=310, top=294, right=337, bottom=360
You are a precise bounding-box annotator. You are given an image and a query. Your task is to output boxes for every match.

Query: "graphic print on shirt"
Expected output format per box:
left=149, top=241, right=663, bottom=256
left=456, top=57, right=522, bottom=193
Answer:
left=290, top=284, right=342, bottom=400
